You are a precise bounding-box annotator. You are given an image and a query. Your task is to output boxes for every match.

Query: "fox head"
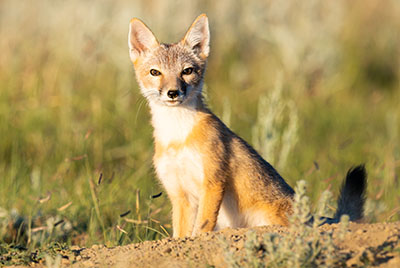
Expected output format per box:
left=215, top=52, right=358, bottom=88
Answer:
left=128, top=14, right=210, bottom=107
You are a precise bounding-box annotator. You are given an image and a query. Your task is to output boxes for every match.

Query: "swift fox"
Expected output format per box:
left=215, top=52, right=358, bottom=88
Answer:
left=128, top=14, right=367, bottom=237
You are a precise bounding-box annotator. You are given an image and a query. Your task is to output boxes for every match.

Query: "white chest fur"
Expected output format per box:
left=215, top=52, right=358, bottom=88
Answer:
left=155, top=146, right=204, bottom=202
left=150, top=103, right=204, bottom=201
left=150, top=103, right=198, bottom=147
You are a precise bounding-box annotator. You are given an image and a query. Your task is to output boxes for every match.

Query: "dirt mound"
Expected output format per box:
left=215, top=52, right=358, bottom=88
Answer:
left=65, top=222, right=400, bottom=267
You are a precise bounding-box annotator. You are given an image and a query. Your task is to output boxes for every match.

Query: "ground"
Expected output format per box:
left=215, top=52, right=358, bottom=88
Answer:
left=7, top=221, right=398, bottom=267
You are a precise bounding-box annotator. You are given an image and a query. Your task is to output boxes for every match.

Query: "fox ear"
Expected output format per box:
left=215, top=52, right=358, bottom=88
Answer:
left=128, top=18, right=159, bottom=63
left=181, top=14, right=210, bottom=59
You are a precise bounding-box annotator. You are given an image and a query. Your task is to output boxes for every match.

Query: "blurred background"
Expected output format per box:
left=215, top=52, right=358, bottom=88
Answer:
left=0, top=0, right=399, bottom=248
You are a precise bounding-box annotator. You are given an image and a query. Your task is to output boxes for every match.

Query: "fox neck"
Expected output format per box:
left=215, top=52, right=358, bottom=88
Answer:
left=149, top=94, right=206, bottom=147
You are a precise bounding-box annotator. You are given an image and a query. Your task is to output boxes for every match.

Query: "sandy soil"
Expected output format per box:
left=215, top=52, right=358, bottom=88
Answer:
left=6, top=222, right=397, bottom=267
left=51, top=222, right=399, bottom=268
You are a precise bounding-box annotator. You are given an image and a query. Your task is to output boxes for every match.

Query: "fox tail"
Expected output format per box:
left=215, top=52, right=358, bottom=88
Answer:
left=333, top=165, right=367, bottom=222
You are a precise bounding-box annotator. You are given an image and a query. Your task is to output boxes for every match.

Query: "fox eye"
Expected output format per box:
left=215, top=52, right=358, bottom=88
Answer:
left=181, top=67, right=194, bottom=76
left=150, top=69, right=161, bottom=76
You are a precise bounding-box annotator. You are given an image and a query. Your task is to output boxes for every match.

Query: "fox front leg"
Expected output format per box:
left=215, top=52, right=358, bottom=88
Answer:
left=192, top=180, right=224, bottom=236
left=171, top=194, right=197, bottom=238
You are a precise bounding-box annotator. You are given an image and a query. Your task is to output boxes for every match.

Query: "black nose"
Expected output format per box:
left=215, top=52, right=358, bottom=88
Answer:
left=167, top=90, right=179, bottom=99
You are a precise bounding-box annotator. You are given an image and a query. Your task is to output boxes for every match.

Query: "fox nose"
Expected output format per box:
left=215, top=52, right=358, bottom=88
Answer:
left=167, top=90, right=179, bottom=99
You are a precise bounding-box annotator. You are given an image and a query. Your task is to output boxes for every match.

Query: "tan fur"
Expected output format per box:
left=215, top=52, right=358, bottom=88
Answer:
left=170, top=189, right=194, bottom=237
left=129, top=14, right=295, bottom=237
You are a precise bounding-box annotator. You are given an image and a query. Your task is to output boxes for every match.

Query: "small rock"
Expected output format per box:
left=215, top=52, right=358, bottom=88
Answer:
left=355, top=229, right=365, bottom=235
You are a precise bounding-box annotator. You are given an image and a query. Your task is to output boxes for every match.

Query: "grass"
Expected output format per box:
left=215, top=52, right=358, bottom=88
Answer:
left=0, top=242, right=73, bottom=266
left=0, top=0, right=399, bottom=265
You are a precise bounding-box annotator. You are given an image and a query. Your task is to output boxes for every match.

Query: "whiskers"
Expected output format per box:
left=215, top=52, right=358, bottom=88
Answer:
left=142, top=90, right=160, bottom=102
left=133, top=90, right=159, bottom=125
left=134, top=96, right=147, bottom=126
left=139, top=87, right=203, bottom=110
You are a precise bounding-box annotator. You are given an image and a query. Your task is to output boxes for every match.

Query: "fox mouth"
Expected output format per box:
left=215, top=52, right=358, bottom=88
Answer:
left=164, top=99, right=183, bottom=106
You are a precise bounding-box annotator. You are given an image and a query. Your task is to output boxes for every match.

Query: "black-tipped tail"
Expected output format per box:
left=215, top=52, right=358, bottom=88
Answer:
left=334, top=165, right=367, bottom=221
